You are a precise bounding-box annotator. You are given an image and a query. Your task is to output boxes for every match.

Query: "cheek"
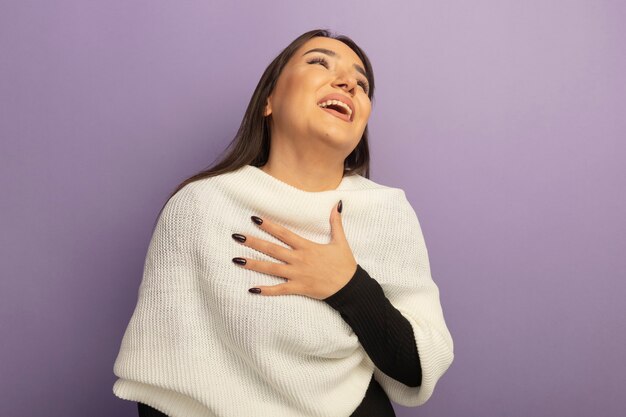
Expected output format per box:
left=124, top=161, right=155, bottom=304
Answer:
left=358, top=103, right=372, bottom=124
left=274, top=77, right=312, bottom=114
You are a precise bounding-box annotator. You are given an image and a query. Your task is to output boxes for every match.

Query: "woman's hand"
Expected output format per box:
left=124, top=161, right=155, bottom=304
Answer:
left=231, top=200, right=357, bottom=300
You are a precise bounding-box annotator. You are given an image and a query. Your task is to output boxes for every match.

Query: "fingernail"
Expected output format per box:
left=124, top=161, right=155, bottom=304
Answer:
left=251, top=215, right=263, bottom=225
left=337, top=200, right=343, bottom=213
left=232, top=257, right=247, bottom=265
left=249, top=288, right=261, bottom=294
left=232, top=233, right=246, bottom=243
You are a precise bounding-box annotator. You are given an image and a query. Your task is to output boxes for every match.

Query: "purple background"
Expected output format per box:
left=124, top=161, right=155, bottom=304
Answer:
left=1, top=1, right=624, bottom=416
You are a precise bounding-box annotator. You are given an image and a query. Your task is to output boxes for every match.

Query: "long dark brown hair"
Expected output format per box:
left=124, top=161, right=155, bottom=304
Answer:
left=154, top=28, right=376, bottom=226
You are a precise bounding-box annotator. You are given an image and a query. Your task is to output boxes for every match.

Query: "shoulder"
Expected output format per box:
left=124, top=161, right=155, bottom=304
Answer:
left=157, top=171, right=241, bottom=229
left=155, top=179, right=212, bottom=236
left=353, top=175, right=425, bottom=234
left=164, top=172, right=231, bottom=212
left=347, top=174, right=413, bottom=211
left=162, top=182, right=203, bottom=216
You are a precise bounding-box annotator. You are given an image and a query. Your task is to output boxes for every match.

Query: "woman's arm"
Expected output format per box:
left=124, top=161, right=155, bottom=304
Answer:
left=323, top=264, right=422, bottom=387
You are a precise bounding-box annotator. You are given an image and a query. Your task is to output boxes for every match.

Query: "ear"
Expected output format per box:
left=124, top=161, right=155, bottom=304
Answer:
left=264, top=97, right=272, bottom=117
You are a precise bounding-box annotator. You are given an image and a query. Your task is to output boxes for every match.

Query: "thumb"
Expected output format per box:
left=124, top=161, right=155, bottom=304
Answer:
left=330, top=200, right=346, bottom=243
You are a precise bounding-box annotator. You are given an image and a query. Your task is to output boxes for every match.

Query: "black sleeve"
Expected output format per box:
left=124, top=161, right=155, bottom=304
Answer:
left=138, top=402, right=170, bottom=417
left=323, top=264, right=422, bottom=387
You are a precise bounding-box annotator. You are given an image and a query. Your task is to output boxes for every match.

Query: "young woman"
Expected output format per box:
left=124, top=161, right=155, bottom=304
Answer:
left=113, top=28, right=454, bottom=417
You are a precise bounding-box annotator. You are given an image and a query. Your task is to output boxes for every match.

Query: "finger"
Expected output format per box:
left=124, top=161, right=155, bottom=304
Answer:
left=330, top=200, right=346, bottom=243
left=248, top=283, right=298, bottom=296
left=233, top=257, right=290, bottom=279
left=235, top=233, right=297, bottom=264
left=251, top=215, right=310, bottom=249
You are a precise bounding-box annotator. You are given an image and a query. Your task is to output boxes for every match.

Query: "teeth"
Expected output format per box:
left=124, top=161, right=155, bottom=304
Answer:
left=317, top=100, right=353, bottom=118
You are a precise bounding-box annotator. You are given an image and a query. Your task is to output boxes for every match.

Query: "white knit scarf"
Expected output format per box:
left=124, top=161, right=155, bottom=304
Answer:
left=112, top=164, right=454, bottom=417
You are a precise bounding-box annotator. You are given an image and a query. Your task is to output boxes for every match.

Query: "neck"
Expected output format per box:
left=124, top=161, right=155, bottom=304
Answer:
left=259, top=158, right=344, bottom=193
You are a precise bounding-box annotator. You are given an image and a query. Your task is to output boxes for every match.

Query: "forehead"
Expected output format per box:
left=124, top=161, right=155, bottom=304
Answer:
left=294, top=37, right=365, bottom=68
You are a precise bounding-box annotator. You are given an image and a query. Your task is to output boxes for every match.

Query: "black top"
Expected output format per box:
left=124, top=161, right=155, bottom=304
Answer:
left=138, top=264, right=421, bottom=417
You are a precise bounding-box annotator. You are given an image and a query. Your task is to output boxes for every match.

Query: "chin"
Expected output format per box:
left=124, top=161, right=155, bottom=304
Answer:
left=317, top=129, right=359, bottom=149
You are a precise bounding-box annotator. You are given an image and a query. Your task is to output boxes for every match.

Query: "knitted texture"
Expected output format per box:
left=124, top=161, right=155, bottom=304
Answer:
left=112, top=165, right=454, bottom=417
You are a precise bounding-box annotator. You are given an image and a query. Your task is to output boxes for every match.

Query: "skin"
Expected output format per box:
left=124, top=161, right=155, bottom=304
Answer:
left=232, top=37, right=373, bottom=299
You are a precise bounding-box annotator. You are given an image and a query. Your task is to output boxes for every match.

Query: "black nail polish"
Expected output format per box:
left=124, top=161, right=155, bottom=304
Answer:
left=249, top=288, right=261, bottom=294
left=337, top=200, right=343, bottom=213
left=232, top=233, right=246, bottom=243
left=251, top=216, right=263, bottom=225
left=232, top=257, right=247, bottom=265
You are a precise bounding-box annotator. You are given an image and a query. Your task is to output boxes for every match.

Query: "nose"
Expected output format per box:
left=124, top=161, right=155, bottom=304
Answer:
left=332, top=72, right=358, bottom=95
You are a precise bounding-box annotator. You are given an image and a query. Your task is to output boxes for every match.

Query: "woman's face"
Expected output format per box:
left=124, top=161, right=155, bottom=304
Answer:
left=264, top=37, right=372, bottom=156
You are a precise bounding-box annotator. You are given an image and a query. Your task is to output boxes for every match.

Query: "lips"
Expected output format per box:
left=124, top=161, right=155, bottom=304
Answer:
left=317, top=93, right=355, bottom=122
left=319, top=106, right=352, bottom=122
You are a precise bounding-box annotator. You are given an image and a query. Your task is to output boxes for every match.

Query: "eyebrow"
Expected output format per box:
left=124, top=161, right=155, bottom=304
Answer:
left=302, top=48, right=368, bottom=79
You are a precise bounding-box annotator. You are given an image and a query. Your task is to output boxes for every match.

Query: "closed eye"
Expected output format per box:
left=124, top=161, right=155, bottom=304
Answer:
left=357, top=80, right=369, bottom=94
left=307, top=56, right=370, bottom=94
left=307, top=56, right=330, bottom=68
